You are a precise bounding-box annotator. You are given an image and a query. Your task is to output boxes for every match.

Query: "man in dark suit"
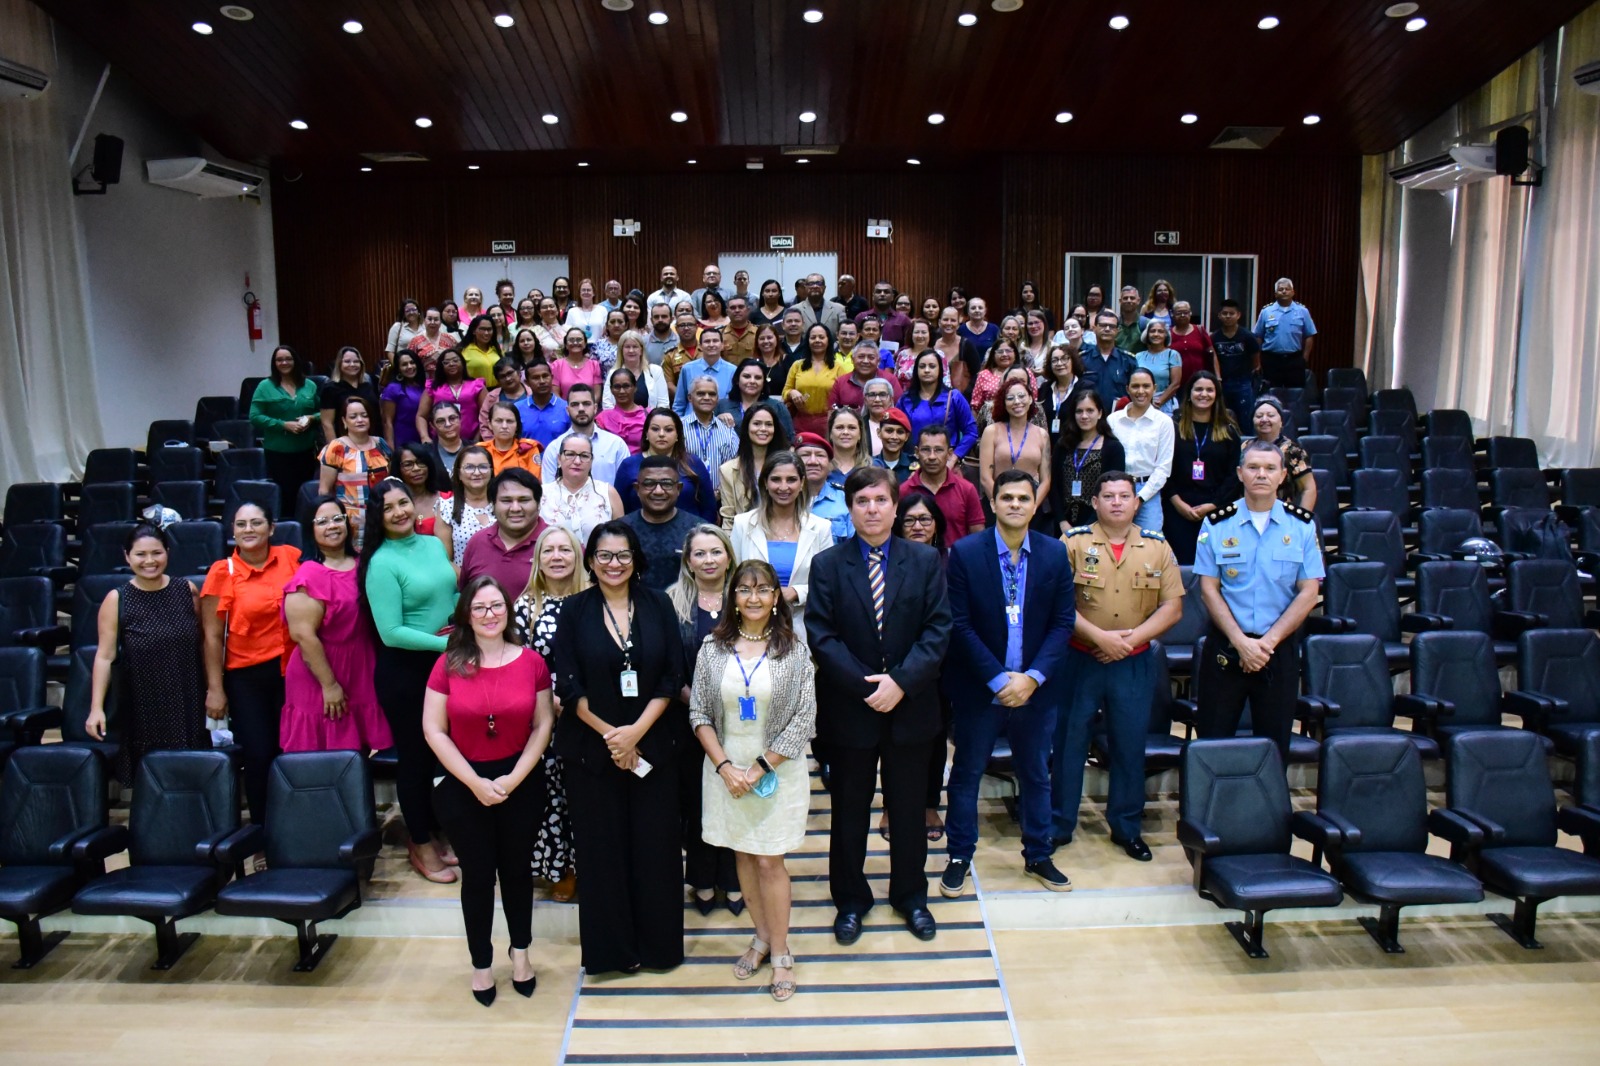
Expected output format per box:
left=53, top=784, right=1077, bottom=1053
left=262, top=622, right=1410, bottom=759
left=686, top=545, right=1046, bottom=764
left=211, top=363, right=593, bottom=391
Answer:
left=807, top=466, right=953, bottom=943
left=942, top=470, right=1077, bottom=895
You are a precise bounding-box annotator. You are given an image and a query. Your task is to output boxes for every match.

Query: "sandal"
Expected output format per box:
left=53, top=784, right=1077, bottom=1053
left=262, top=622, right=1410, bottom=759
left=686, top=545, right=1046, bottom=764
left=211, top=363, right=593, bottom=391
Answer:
left=551, top=871, right=577, bottom=903
left=733, top=937, right=769, bottom=981
left=769, top=954, right=797, bottom=1002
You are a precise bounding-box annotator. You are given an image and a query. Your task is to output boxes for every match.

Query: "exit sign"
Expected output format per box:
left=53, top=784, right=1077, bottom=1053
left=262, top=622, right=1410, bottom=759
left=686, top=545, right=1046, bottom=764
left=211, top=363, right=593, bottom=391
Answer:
left=769, top=235, right=796, bottom=249
left=1154, top=231, right=1180, bottom=246
left=491, top=240, right=516, bottom=254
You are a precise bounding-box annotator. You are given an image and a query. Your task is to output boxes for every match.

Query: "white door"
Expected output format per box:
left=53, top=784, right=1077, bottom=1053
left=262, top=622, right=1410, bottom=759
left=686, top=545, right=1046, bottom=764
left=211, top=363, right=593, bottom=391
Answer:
left=451, top=256, right=571, bottom=307
left=719, top=252, right=839, bottom=302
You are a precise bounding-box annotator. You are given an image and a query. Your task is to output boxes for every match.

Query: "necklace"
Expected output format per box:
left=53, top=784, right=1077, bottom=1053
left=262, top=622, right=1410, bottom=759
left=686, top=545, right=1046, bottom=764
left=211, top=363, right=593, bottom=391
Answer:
left=738, top=624, right=771, bottom=641
left=697, top=587, right=722, bottom=619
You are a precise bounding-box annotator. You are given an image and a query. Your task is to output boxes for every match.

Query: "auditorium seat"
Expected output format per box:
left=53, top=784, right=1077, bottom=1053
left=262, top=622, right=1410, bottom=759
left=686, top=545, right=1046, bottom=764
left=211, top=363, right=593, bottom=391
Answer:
left=148, top=444, right=204, bottom=487
left=1350, top=468, right=1410, bottom=525
left=1310, top=470, right=1339, bottom=546
left=1483, top=435, right=1541, bottom=472
left=1403, top=630, right=1546, bottom=749
left=1305, top=734, right=1483, bottom=952
left=167, top=520, right=225, bottom=578
left=1555, top=467, right=1600, bottom=525
left=1371, top=388, right=1418, bottom=426
left=1358, top=435, right=1410, bottom=477
left=225, top=479, right=281, bottom=523
left=1369, top=409, right=1418, bottom=457
left=1299, top=435, right=1348, bottom=502
left=2, top=483, right=66, bottom=530
left=1190, top=636, right=1319, bottom=764
left=77, top=482, right=137, bottom=531
left=193, top=396, right=239, bottom=441
left=1432, top=731, right=1600, bottom=948
left=1319, top=385, right=1367, bottom=429
left=1421, top=467, right=1479, bottom=512
left=1326, top=367, right=1369, bottom=396
left=1161, top=567, right=1208, bottom=676
left=1310, top=408, right=1357, bottom=458
left=1334, top=510, right=1412, bottom=595
left=0, top=524, right=74, bottom=607
left=210, top=419, right=257, bottom=449
left=1503, top=559, right=1600, bottom=630
left=0, top=577, right=66, bottom=653
left=1412, top=561, right=1530, bottom=664
left=1297, top=634, right=1439, bottom=759
left=212, top=449, right=268, bottom=509
left=1268, top=388, right=1310, bottom=434
left=1411, top=508, right=1486, bottom=565
left=67, top=574, right=125, bottom=651
left=272, top=520, right=304, bottom=554
left=79, top=521, right=138, bottom=577
left=1422, top=436, right=1475, bottom=475
left=1424, top=408, right=1473, bottom=441
left=235, top=379, right=266, bottom=425
left=1506, top=627, right=1600, bottom=759
left=151, top=480, right=210, bottom=522
left=1307, top=561, right=1420, bottom=669
left=1178, top=737, right=1344, bottom=958
left=1091, top=641, right=1189, bottom=776
left=144, top=419, right=195, bottom=458
left=0, top=647, right=60, bottom=754
left=71, top=750, right=240, bottom=969
left=1577, top=730, right=1600, bottom=808
left=60, top=645, right=123, bottom=769
left=214, top=752, right=381, bottom=971
left=1488, top=468, right=1553, bottom=515
left=0, top=746, right=119, bottom=967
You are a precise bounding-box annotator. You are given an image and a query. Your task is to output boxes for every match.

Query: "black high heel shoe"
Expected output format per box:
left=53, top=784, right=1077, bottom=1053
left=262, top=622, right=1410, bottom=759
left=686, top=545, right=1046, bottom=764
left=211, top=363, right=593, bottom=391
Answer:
left=693, top=890, right=716, bottom=916
left=508, top=947, right=537, bottom=998
left=725, top=893, right=746, bottom=918
left=472, top=983, right=497, bottom=1007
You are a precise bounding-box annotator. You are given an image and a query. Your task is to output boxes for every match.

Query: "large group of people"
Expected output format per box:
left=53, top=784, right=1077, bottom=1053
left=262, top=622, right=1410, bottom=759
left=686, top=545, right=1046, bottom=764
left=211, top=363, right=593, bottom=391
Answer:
left=90, top=266, right=1326, bottom=1005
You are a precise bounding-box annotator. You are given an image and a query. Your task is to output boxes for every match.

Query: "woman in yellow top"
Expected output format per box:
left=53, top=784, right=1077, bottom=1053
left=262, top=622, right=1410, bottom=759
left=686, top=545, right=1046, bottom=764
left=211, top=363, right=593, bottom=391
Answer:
left=458, top=315, right=503, bottom=383
left=483, top=401, right=544, bottom=475
left=782, top=324, right=852, bottom=438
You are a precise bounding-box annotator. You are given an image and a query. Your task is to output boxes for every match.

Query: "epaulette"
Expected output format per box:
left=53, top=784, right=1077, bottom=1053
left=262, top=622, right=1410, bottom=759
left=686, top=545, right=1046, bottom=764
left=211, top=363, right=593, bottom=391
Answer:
left=1139, top=529, right=1165, bottom=541
left=1064, top=525, right=1094, bottom=537
left=1206, top=503, right=1238, bottom=525
left=1283, top=502, right=1315, bottom=524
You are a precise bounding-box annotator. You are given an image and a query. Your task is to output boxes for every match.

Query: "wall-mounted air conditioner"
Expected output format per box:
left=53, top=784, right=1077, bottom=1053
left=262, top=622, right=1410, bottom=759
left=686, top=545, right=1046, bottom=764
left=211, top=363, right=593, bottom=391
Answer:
left=1388, top=146, right=1498, bottom=193
left=0, top=55, right=49, bottom=99
left=145, top=157, right=264, bottom=198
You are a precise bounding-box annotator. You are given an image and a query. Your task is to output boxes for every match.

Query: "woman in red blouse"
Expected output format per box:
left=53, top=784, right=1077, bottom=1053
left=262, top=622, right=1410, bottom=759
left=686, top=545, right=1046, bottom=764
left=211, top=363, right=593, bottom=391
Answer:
left=424, top=575, right=555, bottom=1006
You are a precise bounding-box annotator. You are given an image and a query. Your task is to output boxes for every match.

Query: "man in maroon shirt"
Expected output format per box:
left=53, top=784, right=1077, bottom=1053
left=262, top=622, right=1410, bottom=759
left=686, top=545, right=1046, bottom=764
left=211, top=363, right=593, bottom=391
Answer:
left=828, top=341, right=903, bottom=409
left=903, top=425, right=985, bottom=538
left=856, top=280, right=912, bottom=346
left=461, top=468, right=545, bottom=592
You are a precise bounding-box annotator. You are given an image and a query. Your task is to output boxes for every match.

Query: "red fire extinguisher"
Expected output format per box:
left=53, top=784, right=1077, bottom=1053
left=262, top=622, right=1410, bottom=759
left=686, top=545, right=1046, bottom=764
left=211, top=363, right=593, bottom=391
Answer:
left=244, top=273, right=264, bottom=341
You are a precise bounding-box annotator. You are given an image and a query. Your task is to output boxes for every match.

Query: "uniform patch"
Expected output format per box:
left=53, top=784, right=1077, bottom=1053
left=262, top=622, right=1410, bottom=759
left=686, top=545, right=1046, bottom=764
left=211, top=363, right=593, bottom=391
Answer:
left=1226, top=567, right=1239, bottom=578
left=1140, top=529, right=1165, bottom=541
left=1207, top=503, right=1238, bottom=524
left=1222, top=537, right=1238, bottom=548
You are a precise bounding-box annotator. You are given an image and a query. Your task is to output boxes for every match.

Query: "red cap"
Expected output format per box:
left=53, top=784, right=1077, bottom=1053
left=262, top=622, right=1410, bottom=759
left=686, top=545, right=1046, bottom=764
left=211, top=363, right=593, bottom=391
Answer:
left=793, top=432, right=833, bottom=458
left=882, top=408, right=912, bottom=432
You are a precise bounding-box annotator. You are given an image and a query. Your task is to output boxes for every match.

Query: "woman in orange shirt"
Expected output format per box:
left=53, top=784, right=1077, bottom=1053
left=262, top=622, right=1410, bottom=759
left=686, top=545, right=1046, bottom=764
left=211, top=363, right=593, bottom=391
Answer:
left=483, top=401, right=543, bottom=474
left=201, top=501, right=301, bottom=831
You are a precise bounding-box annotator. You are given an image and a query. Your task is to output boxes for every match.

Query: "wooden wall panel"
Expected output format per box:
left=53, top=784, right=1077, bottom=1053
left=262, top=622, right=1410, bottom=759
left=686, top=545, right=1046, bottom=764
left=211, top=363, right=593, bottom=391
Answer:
left=273, top=154, right=1360, bottom=378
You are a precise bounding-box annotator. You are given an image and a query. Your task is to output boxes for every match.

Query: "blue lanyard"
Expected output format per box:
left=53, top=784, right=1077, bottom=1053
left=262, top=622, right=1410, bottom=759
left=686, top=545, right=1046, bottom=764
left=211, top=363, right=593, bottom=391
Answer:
left=1006, top=422, right=1030, bottom=465
left=1073, top=435, right=1100, bottom=476
left=690, top=419, right=716, bottom=453
left=1194, top=422, right=1210, bottom=452
left=1000, top=551, right=1024, bottom=611
left=735, top=649, right=769, bottom=693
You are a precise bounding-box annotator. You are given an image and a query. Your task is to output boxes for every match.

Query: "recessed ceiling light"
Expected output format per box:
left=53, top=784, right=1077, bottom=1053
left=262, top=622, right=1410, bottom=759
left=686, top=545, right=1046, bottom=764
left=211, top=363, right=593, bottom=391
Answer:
left=342, top=19, right=363, bottom=33
left=220, top=5, right=254, bottom=21
left=686, top=159, right=697, bottom=164
left=1108, top=15, right=1129, bottom=30
left=991, top=0, right=1023, bottom=10
left=493, top=14, right=514, bottom=28
left=647, top=11, right=668, bottom=24
left=927, top=113, right=945, bottom=124
left=958, top=13, right=978, bottom=26
left=1055, top=111, right=1073, bottom=123
left=799, top=111, right=817, bottom=123
left=360, top=166, right=372, bottom=172
left=601, top=0, right=635, bottom=9
left=1303, top=114, right=1322, bottom=125
left=542, top=113, right=559, bottom=124
left=797, top=158, right=810, bottom=164
left=192, top=21, right=214, bottom=34
left=803, top=9, right=824, bottom=23
left=577, top=161, right=589, bottom=167
left=1257, top=16, right=1280, bottom=29
left=670, top=110, right=688, bottom=123
left=1180, top=113, right=1198, bottom=124
left=907, top=157, right=921, bottom=165
left=414, top=117, right=433, bottom=128
left=1384, top=3, right=1419, bottom=17
left=467, top=164, right=480, bottom=170
left=289, top=119, right=308, bottom=130
left=1405, top=16, right=1426, bottom=31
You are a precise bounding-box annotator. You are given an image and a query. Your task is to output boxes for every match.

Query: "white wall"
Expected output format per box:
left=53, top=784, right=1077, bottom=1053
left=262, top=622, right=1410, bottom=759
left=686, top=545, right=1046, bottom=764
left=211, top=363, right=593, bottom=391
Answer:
left=51, top=23, right=280, bottom=449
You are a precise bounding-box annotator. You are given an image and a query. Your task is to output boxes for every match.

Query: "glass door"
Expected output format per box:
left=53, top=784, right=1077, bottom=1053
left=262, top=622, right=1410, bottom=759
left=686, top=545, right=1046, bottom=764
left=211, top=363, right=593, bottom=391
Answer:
left=1063, top=254, right=1116, bottom=320
left=1119, top=255, right=1206, bottom=319
left=1206, top=255, right=1259, bottom=328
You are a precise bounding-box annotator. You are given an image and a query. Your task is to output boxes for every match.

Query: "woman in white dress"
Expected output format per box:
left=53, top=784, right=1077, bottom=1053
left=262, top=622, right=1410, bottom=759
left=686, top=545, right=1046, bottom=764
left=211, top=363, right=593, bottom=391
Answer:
left=690, top=559, right=815, bottom=1003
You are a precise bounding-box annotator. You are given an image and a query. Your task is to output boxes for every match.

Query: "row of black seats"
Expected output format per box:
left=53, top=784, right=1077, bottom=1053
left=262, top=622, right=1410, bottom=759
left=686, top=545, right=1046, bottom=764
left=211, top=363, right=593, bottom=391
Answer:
left=0, top=746, right=379, bottom=972
left=1181, top=731, right=1600, bottom=958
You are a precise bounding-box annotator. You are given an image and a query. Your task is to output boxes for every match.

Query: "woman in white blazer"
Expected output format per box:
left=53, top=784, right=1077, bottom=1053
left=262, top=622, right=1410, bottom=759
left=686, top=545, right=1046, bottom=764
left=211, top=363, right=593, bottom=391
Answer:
left=728, top=450, right=833, bottom=631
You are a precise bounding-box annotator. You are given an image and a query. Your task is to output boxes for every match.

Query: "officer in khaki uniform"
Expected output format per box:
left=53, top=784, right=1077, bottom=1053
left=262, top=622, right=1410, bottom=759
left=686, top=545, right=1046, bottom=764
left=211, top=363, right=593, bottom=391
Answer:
left=1051, top=470, right=1184, bottom=862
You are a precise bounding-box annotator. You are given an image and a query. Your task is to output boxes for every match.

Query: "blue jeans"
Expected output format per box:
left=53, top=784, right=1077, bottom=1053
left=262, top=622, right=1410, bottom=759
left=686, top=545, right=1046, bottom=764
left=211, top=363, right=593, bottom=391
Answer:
left=1052, top=648, right=1153, bottom=842
left=1222, top=379, right=1256, bottom=432
left=1135, top=494, right=1163, bottom=532
left=946, top=698, right=1058, bottom=865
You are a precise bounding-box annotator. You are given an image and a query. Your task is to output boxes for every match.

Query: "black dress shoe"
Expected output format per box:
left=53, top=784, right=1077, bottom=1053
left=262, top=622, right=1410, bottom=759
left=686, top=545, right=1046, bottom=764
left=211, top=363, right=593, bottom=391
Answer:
left=472, top=984, right=497, bottom=1007
left=901, top=906, right=937, bottom=941
left=508, top=948, right=536, bottom=997
left=1115, top=835, right=1153, bottom=862
left=725, top=894, right=746, bottom=917
left=693, top=891, right=716, bottom=916
left=833, top=911, right=864, bottom=945
left=818, top=766, right=832, bottom=792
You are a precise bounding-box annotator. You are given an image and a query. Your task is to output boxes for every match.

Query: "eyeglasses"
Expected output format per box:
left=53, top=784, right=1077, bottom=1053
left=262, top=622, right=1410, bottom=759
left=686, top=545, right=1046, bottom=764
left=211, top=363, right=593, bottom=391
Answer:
left=903, top=514, right=936, bottom=527
left=470, top=602, right=507, bottom=617
left=460, top=464, right=492, bottom=475
left=594, top=550, right=633, bottom=565
left=560, top=451, right=593, bottom=461
left=311, top=516, right=345, bottom=528
left=639, top=481, right=679, bottom=492
left=735, top=585, right=778, bottom=598
left=399, top=459, right=426, bottom=470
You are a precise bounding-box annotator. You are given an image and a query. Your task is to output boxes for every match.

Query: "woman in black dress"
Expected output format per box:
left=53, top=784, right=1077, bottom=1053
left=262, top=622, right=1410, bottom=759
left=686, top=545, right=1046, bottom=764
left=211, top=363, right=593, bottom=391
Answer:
left=85, top=523, right=208, bottom=783
left=1162, top=371, right=1242, bottom=565
left=1052, top=387, right=1128, bottom=532
left=552, top=520, right=686, bottom=974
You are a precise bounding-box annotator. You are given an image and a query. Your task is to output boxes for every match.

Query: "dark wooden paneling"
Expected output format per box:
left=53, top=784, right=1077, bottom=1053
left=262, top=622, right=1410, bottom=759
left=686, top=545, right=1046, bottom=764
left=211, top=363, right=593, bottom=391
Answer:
left=1001, top=154, right=1363, bottom=380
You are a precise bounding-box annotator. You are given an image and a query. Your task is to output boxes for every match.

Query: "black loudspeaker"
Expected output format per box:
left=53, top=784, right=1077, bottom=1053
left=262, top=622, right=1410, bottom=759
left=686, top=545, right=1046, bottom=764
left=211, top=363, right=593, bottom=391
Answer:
left=1495, top=126, right=1529, bottom=176
left=91, top=134, right=124, bottom=185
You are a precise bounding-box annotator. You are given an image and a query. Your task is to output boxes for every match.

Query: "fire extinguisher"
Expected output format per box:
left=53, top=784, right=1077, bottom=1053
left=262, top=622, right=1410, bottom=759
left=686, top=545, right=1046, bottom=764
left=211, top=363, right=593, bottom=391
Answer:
left=244, top=274, right=264, bottom=341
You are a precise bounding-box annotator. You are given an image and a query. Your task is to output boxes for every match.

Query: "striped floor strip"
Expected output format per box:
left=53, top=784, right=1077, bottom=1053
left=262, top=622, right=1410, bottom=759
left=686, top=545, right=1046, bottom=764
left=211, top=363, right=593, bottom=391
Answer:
left=559, top=765, right=1021, bottom=1065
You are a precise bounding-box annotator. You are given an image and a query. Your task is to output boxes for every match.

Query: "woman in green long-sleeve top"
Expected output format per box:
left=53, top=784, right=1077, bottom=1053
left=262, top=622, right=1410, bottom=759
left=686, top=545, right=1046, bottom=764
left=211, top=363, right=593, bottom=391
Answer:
left=359, top=478, right=461, bottom=883
left=250, top=345, right=321, bottom=507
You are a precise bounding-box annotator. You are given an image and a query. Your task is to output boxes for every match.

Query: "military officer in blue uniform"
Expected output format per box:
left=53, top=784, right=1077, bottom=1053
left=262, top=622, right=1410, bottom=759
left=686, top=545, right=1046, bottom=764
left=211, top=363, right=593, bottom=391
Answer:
left=1251, top=277, right=1318, bottom=390
left=1193, top=439, right=1323, bottom=766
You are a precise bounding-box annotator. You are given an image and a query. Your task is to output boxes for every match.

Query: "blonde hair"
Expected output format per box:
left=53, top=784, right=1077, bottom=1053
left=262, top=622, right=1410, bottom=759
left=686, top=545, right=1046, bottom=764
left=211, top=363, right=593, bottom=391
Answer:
left=519, top=526, right=589, bottom=616
left=668, top=524, right=736, bottom=624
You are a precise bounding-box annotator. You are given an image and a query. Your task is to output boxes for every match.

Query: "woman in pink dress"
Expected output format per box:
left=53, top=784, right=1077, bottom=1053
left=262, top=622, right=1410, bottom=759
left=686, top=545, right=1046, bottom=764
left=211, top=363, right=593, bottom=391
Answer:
left=550, top=327, right=603, bottom=399
left=280, top=495, right=393, bottom=753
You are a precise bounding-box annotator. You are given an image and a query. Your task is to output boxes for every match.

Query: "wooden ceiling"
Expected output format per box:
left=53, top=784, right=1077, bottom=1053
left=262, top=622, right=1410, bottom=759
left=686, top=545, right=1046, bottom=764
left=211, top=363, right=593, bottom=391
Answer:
left=36, top=0, right=1589, bottom=173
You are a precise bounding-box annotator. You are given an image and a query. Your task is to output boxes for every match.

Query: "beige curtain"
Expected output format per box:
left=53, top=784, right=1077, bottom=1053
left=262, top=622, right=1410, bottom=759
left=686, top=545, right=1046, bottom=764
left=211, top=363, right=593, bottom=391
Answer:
left=1518, top=6, right=1600, bottom=469
left=0, top=0, right=103, bottom=497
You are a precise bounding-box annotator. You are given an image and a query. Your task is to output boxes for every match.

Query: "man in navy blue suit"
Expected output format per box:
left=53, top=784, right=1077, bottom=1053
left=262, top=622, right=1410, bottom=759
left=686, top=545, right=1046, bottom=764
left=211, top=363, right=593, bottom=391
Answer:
left=941, top=470, right=1077, bottom=894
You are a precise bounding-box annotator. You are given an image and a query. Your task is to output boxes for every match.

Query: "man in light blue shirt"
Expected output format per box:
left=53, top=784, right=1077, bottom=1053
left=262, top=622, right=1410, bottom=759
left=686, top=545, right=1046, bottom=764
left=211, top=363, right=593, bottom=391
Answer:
left=672, top=328, right=737, bottom=416
left=1193, top=438, right=1323, bottom=768
left=513, top=361, right=570, bottom=447
left=1251, top=277, right=1318, bottom=390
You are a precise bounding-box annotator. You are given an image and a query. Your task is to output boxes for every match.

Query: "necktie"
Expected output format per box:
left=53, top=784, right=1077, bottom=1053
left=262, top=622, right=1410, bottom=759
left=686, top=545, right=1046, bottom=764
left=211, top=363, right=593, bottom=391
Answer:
left=868, top=547, right=886, bottom=635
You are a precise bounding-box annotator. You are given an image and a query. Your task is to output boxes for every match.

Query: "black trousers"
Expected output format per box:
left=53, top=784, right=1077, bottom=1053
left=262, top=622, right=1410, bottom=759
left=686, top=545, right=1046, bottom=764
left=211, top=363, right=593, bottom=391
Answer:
left=223, top=660, right=283, bottom=828
left=829, top=739, right=933, bottom=915
left=433, top=755, right=541, bottom=970
left=374, top=644, right=439, bottom=845
left=678, top=740, right=738, bottom=893
left=566, top=753, right=685, bottom=974
left=1195, top=628, right=1300, bottom=769
left=1261, top=351, right=1306, bottom=391
left=925, top=694, right=952, bottom=809
left=263, top=447, right=316, bottom=517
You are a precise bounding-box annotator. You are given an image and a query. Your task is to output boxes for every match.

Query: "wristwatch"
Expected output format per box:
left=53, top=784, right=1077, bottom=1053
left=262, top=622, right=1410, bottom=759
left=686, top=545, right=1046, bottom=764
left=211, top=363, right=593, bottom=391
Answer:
left=756, top=754, right=775, bottom=775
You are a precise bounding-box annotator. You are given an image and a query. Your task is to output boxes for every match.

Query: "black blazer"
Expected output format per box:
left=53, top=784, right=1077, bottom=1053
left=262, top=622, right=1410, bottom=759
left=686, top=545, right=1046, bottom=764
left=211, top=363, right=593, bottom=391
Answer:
left=552, top=586, right=685, bottom=774
left=804, top=537, right=952, bottom=749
